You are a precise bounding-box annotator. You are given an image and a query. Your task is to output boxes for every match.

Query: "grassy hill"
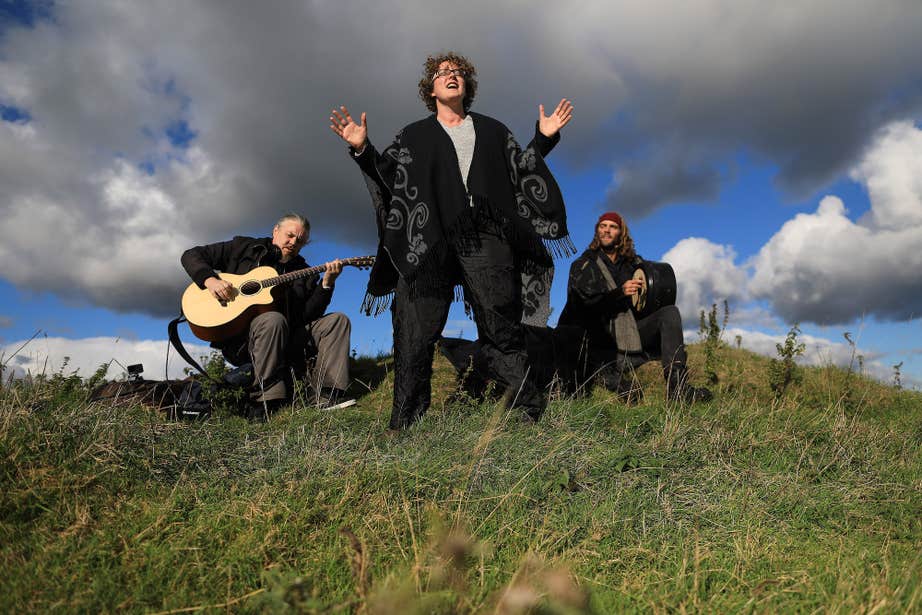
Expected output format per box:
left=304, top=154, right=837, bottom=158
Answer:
left=1, top=343, right=920, bottom=613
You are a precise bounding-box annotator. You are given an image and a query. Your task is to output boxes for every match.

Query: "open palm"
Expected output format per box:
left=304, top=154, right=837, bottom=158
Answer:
left=330, top=105, right=367, bottom=150
left=538, top=98, right=574, bottom=138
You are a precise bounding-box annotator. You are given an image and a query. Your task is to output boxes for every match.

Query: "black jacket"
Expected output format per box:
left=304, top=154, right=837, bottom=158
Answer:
left=558, top=248, right=642, bottom=347
left=181, top=235, right=332, bottom=332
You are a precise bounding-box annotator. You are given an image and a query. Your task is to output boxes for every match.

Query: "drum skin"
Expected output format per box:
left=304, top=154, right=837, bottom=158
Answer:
left=632, top=261, right=677, bottom=319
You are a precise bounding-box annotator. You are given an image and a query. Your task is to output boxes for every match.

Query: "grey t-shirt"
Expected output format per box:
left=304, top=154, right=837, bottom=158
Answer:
left=439, top=115, right=475, bottom=198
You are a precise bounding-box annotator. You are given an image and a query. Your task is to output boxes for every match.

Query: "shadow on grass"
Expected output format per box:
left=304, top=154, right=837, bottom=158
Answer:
left=346, top=353, right=393, bottom=402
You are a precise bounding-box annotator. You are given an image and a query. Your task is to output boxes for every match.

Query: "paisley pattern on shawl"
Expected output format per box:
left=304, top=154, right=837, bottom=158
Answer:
left=503, top=130, right=574, bottom=259
left=520, top=266, right=554, bottom=327
left=352, top=112, right=574, bottom=317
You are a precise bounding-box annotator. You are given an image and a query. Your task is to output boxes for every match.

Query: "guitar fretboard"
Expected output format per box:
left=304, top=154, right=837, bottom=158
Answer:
left=258, top=257, right=373, bottom=289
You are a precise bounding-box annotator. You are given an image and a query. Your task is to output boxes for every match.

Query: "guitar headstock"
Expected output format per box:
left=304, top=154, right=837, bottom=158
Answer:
left=345, top=255, right=376, bottom=270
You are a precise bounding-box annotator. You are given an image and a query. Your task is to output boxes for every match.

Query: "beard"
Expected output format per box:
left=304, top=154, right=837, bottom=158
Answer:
left=598, top=236, right=619, bottom=253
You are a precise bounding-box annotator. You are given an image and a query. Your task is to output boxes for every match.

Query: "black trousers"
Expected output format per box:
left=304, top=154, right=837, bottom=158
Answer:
left=390, top=232, right=544, bottom=429
left=636, top=305, right=687, bottom=370
left=591, top=305, right=688, bottom=387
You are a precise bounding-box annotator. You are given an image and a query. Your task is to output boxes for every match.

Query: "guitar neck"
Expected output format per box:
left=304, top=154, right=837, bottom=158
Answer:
left=259, top=257, right=367, bottom=290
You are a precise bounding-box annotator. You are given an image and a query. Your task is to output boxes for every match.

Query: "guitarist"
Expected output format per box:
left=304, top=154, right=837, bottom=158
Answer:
left=558, top=212, right=711, bottom=404
left=181, top=213, right=353, bottom=416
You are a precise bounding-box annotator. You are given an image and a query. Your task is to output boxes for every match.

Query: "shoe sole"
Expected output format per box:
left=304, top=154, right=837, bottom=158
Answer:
left=319, top=398, right=357, bottom=410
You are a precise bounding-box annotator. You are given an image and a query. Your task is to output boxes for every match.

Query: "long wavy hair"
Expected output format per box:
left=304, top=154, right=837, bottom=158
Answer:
left=418, top=51, right=478, bottom=113
left=589, top=218, right=636, bottom=261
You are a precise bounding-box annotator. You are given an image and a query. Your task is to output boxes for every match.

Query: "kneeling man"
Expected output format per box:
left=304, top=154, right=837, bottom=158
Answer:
left=181, top=213, right=353, bottom=415
left=559, top=212, right=711, bottom=403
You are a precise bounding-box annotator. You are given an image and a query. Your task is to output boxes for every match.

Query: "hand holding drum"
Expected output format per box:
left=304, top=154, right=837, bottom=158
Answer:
left=629, top=262, right=676, bottom=318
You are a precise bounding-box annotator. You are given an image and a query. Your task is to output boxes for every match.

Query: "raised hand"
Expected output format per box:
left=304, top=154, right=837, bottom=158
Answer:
left=330, top=105, right=368, bottom=151
left=538, top=98, right=574, bottom=138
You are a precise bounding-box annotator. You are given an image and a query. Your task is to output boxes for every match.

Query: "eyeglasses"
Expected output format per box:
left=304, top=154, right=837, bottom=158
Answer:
left=432, top=68, right=466, bottom=80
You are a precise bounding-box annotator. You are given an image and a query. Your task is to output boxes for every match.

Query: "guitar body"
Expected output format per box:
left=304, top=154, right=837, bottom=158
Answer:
left=180, top=256, right=375, bottom=343
left=181, top=266, right=282, bottom=342
left=631, top=261, right=677, bottom=319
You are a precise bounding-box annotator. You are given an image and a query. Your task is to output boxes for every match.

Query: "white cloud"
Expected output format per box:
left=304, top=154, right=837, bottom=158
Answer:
left=1, top=336, right=213, bottom=381
left=850, top=121, right=922, bottom=230
left=661, top=238, right=748, bottom=320
left=749, top=122, right=922, bottom=324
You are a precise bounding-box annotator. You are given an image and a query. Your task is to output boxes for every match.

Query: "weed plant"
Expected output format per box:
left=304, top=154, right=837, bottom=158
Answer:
left=698, top=302, right=729, bottom=386
left=1, top=345, right=920, bottom=613
left=768, top=325, right=806, bottom=399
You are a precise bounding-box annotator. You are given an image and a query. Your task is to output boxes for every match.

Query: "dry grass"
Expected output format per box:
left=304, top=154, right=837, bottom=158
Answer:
left=1, top=345, right=920, bottom=613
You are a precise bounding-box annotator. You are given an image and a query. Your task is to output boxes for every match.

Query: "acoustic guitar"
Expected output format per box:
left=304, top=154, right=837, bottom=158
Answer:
left=181, top=255, right=375, bottom=342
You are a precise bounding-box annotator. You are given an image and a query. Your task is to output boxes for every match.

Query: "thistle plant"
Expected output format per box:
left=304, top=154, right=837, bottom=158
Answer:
left=893, top=361, right=904, bottom=390
left=698, top=301, right=729, bottom=385
left=768, top=324, right=806, bottom=398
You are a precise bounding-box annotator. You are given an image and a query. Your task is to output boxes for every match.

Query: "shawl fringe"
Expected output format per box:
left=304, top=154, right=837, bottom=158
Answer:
left=361, top=286, right=472, bottom=319
left=361, top=291, right=394, bottom=317
left=544, top=235, right=576, bottom=259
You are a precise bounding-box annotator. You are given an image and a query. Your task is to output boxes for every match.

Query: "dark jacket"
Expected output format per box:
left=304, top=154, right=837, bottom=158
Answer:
left=558, top=248, right=643, bottom=348
left=181, top=235, right=333, bottom=333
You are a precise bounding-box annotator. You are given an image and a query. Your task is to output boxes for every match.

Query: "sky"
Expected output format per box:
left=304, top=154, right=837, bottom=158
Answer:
left=1, top=0, right=921, bottom=388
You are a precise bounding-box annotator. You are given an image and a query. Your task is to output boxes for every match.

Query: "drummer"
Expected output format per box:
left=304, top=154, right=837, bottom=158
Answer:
left=558, top=212, right=712, bottom=404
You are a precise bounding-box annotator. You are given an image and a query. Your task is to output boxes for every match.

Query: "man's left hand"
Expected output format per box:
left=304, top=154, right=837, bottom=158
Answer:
left=322, top=259, right=343, bottom=288
left=538, top=98, right=574, bottom=137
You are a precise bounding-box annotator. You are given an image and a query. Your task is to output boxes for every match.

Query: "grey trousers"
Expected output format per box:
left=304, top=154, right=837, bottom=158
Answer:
left=231, top=311, right=351, bottom=402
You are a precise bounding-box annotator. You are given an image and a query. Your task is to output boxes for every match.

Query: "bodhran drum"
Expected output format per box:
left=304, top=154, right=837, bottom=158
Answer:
left=631, top=261, right=677, bottom=319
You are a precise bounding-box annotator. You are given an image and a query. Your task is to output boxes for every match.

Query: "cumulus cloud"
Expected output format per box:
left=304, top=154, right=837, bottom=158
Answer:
left=661, top=238, right=748, bottom=320
left=749, top=122, right=922, bottom=324
left=2, top=2, right=922, bottom=317
left=1, top=336, right=212, bottom=381
left=850, top=121, right=922, bottom=230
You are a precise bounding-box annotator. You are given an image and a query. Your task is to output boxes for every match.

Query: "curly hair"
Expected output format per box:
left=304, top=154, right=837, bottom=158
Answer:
left=589, top=218, right=636, bottom=261
left=418, top=51, right=478, bottom=113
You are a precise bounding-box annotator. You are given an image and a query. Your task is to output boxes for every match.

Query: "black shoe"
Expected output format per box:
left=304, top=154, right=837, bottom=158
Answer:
left=667, top=383, right=713, bottom=405
left=246, top=398, right=287, bottom=422
left=683, top=386, right=713, bottom=404
left=519, top=405, right=545, bottom=424
left=664, top=364, right=712, bottom=405
left=246, top=403, right=269, bottom=423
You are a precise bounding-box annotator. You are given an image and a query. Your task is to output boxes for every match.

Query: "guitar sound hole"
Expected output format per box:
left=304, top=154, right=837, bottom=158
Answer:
left=240, top=280, right=261, bottom=296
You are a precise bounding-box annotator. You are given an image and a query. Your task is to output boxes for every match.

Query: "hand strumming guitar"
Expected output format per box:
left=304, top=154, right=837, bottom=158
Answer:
left=204, top=276, right=236, bottom=303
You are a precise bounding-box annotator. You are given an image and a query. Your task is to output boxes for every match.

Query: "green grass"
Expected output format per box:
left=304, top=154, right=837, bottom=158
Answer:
left=1, top=345, right=920, bottom=613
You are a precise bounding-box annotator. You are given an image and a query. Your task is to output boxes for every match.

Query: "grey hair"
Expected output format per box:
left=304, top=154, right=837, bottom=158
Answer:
left=275, top=213, right=310, bottom=236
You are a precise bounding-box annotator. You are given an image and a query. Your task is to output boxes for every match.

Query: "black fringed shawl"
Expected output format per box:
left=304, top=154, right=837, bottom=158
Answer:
left=352, top=112, right=575, bottom=315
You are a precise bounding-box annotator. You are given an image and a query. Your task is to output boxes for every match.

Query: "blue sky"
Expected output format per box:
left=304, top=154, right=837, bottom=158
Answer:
left=1, top=1, right=921, bottom=387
